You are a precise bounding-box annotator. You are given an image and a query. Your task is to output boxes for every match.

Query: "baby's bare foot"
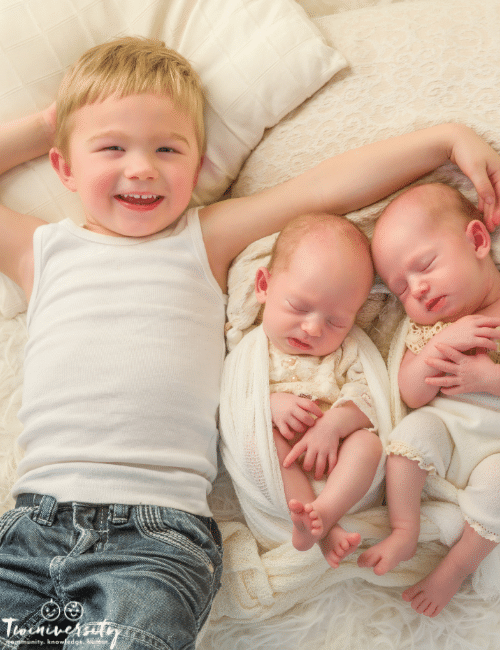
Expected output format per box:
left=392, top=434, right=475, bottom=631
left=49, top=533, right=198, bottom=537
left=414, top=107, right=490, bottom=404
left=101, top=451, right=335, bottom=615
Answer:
left=402, top=561, right=466, bottom=617
left=289, top=499, right=323, bottom=551
left=319, top=525, right=361, bottom=568
left=357, top=529, right=418, bottom=575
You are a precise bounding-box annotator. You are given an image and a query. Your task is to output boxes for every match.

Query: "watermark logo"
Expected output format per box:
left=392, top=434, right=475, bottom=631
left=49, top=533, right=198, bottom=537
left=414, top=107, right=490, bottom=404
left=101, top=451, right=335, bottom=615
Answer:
left=63, top=602, right=84, bottom=622
left=40, top=600, right=61, bottom=622
left=2, top=601, right=121, bottom=648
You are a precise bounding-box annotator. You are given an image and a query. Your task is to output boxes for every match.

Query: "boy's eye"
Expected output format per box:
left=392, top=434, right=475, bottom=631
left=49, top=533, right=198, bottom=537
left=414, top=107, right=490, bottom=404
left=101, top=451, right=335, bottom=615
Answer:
left=157, top=147, right=176, bottom=153
left=103, top=145, right=123, bottom=151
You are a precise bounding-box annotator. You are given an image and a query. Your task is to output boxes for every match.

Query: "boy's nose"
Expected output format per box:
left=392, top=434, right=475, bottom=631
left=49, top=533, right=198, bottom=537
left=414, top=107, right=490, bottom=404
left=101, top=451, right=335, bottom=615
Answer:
left=124, top=154, right=158, bottom=180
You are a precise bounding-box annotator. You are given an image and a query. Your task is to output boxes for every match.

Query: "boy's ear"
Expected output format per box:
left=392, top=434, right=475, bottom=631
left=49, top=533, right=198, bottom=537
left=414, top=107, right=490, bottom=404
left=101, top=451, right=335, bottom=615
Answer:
left=466, top=219, right=491, bottom=259
left=255, top=267, right=271, bottom=304
left=49, top=147, right=77, bottom=192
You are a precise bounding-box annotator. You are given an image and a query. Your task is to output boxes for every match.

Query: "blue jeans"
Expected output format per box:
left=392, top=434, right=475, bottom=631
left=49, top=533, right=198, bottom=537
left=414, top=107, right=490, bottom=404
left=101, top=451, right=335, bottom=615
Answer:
left=0, top=494, right=223, bottom=650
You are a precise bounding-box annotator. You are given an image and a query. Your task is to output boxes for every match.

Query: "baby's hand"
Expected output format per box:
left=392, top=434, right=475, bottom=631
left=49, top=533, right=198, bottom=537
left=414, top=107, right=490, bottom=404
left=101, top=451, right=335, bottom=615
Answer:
left=270, top=392, right=323, bottom=440
left=432, top=315, right=500, bottom=354
left=426, top=343, right=500, bottom=395
left=283, top=412, right=343, bottom=480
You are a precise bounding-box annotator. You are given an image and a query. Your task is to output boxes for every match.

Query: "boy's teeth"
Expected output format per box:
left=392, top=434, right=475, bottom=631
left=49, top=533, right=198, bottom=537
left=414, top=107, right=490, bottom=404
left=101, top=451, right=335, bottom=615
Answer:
left=118, top=194, right=161, bottom=205
left=123, top=194, right=156, bottom=199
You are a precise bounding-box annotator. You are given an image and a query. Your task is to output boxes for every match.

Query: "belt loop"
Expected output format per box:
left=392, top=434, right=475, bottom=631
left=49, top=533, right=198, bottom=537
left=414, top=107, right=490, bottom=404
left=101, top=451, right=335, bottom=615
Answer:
left=32, top=495, right=58, bottom=527
left=110, top=504, right=130, bottom=524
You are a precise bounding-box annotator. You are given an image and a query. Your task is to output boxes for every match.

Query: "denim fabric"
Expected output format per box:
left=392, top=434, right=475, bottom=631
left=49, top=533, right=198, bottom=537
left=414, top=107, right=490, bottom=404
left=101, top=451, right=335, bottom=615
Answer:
left=0, top=494, right=223, bottom=650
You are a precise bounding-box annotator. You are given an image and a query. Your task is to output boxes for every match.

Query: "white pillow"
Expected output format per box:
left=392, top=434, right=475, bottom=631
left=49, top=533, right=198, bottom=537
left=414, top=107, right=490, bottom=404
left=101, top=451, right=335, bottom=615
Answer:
left=232, top=0, right=500, bottom=212
left=0, top=0, right=346, bottom=223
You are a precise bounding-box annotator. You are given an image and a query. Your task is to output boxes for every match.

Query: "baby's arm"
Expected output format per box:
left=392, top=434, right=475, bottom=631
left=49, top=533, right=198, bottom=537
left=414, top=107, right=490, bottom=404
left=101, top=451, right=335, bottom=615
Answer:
left=270, top=392, right=323, bottom=440
left=0, top=106, right=54, bottom=296
left=283, top=401, right=372, bottom=480
left=399, top=315, right=500, bottom=407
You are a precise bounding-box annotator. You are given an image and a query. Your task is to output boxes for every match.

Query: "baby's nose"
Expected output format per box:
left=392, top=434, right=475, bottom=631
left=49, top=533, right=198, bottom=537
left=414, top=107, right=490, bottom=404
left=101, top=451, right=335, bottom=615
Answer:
left=410, top=278, right=429, bottom=298
left=301, top=317, right=322, bottom=337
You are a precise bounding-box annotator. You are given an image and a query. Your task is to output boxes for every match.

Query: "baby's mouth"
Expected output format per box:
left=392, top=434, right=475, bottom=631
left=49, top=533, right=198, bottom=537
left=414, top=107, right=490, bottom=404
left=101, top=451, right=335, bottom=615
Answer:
left=116, top=194, right=163, bottom=206
left=426, top=296, right=445, bottom=312
left=288, top=337, right=312, bottom=351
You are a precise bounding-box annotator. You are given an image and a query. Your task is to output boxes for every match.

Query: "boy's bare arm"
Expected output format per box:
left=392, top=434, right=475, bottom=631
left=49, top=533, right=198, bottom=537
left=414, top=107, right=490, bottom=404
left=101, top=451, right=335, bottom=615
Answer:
left=0, top=108, right=53, bottom=297
left=201, top=124, right=500, bottom=290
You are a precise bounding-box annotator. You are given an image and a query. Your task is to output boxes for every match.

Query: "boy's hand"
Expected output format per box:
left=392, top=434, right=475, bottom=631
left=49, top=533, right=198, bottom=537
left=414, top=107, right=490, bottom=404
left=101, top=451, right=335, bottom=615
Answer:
left=449, top=125, right=500, bottom=231
left=425, top=343, right=500, bottom=396
left=270, top=392, right=323, bottom=440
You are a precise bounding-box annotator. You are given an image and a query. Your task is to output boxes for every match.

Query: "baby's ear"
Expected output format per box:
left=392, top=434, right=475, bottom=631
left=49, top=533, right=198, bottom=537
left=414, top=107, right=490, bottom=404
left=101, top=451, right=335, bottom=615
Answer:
left=466, top=219, right=491, bottom=259
left=49, top=148, right=77, bottom=192
left=255, top=267, right=271, bottom=304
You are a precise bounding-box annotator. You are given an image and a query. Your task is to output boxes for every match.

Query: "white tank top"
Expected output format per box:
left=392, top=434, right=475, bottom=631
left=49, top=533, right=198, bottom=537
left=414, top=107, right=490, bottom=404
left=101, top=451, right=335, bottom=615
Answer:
left=14, top=209, right=226, bottom=516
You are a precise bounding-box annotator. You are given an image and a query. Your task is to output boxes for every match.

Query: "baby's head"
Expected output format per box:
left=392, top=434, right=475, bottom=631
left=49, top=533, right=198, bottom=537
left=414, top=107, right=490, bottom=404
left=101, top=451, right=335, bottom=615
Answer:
left=372, top=183, right=495, bottom=325
left=54, top=36, right=205, bottom=162
left=255, top=213, right=374, bottom=356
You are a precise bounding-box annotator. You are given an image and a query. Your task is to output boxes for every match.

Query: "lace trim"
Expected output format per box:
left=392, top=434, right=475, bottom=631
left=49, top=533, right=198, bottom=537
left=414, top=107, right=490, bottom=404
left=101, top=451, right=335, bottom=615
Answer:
left=405, top=321, right=450, bottom=355
left=464, top=516, right=500, bottom=543
left=386, top=440, right=436, bottom=474
left=406, top=320, right=500, bottom=363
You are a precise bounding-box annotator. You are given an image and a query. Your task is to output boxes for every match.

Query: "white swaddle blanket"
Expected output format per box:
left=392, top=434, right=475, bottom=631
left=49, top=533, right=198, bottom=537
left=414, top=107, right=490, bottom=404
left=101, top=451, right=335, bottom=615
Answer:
left=211, top=318, right=462, bottom=625
left=219, top=323, right=392, bottom=549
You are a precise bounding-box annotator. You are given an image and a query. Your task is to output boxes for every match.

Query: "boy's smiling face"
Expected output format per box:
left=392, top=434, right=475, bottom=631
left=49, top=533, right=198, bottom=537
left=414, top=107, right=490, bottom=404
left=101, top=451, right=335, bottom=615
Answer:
left=50, top=93, right=202, bottom=238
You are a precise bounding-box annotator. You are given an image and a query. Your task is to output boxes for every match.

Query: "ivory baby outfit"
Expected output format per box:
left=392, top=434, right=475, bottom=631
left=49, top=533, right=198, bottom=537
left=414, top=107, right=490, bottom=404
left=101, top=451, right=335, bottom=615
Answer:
left=387, top=319, right=500, bottom=542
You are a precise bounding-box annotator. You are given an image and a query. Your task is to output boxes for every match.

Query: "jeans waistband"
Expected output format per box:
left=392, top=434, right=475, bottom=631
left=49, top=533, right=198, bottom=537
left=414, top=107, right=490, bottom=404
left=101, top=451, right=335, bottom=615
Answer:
left=15, top=493, right=131, bottom=526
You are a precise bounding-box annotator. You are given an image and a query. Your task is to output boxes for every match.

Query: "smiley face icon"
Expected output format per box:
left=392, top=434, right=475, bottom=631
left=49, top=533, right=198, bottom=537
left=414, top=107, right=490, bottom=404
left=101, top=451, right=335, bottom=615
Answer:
left=64, top=601, right=84, bottom=621
left=40, top=600, right=61, bottom=621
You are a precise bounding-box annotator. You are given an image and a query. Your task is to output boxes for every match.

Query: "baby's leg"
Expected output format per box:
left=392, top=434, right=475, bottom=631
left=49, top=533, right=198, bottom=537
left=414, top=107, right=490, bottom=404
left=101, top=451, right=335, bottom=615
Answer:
left=312, top=429, right=382, bottom=567
left=403, top=522, right=498, bottom=617
left=273, top=429, right=323, bottom=551
left=398, top=451, right=500, bottom=616
left=357, top=453, right=427, bottom=574
left=359, top=409, right=452, bottom=575
left=403, top=453, right=500, bottom=617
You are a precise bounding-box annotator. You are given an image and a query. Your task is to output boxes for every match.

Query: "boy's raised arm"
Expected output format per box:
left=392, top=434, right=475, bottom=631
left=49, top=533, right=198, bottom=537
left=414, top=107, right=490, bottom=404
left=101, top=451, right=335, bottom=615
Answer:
left=0, top=106, right=53, bottom=296
left=0, top=104, right=56, bottom=176
left=201, top=124, right=500, bottom=289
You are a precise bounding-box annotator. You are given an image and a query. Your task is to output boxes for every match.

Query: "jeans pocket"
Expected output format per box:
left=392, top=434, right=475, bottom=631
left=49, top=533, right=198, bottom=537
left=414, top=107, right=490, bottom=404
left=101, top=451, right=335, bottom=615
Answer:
left=134, top=505, right=221, bottom=576
left=0, top=507, right=35, bottom=547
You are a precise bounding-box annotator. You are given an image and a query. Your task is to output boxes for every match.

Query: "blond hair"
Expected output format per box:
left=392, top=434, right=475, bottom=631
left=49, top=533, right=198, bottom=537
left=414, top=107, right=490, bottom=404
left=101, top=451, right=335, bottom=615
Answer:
left=54, top=36, right=205, bottom=159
